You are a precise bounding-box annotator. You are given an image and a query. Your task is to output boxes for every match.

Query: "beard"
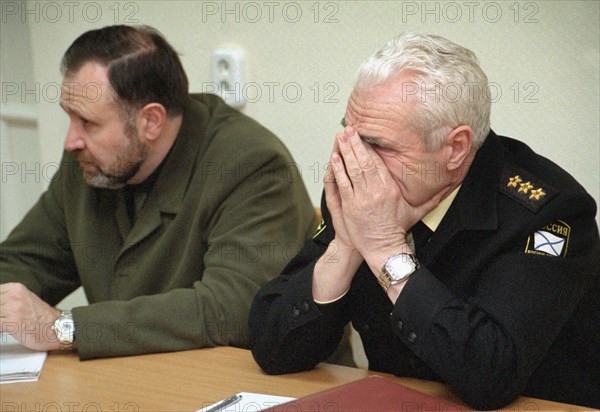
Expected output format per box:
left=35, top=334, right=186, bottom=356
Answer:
left=82, top=129, right=148, bottom=190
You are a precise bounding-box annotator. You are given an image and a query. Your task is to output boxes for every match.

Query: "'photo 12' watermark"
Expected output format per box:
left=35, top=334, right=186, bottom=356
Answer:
left=200, top=1, right=340, bottom=24
left=202, top=80, right=340, bottom=105
left=1, top=79, right=538, bottom=106
left=1, top=1, right=140, bottom=24
left=400, top=1, right=541, bottom=24
left=2, top=81, right=120, bottom=105
left=2, top=402, right=140, bottom=412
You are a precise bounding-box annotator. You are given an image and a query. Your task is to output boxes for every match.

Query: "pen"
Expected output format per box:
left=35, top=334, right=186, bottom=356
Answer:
left=205, top=394, right=243, bottom=412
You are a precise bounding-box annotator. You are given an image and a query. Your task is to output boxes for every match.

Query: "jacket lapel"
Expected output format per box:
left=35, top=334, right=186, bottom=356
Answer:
left=116, top=97, right=211, bottom=259
left=421, top=131, right=504, bottom=265
left=115, top=190, right=132, bottom=241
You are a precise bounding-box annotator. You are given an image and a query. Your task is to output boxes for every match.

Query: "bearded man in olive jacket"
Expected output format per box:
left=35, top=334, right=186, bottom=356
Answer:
left=0, top=25, right=316, bottom=360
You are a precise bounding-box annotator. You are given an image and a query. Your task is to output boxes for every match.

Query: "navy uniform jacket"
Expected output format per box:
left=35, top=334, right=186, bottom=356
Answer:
left=1, top=94, right=316, bottom=359
left=249, top=131, right=600, bottom=410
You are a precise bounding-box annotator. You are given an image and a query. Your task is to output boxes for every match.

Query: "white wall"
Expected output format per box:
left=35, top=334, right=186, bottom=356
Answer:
left=0, top=9, right=44, bottom=240
left=4, top=0, right=597, bottom=217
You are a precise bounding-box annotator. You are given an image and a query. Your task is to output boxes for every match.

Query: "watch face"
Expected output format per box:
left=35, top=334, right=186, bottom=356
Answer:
left=55, top=316, right=74, bottom=341
left=385, top=254, right=418, bottom=282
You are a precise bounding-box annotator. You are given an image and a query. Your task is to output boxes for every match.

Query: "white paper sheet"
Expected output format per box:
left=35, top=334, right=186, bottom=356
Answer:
left=0, top=333, right=47, bottom=384
left=197, top=392, right=296, bottom=412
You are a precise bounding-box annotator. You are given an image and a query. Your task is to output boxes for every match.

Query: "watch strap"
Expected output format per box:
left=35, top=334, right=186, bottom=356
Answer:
left=52, top=310, right=75, bottom=351
left=377, top=253, right=419, bottom=291
left=377, top=267, right=394, bottom=290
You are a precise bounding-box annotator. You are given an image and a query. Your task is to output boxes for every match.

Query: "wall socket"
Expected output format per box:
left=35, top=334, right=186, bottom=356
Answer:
left=211, top=48, right=245, bottom=108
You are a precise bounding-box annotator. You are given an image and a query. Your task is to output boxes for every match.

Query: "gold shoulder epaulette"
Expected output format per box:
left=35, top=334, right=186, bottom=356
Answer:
left=499, top=164, right=556, bottom=212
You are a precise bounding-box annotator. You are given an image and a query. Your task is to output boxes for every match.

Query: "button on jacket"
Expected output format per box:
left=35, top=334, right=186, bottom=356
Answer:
left=1, top=94, right=316, bottom=360
left=249, top=131, right=600, bottom=410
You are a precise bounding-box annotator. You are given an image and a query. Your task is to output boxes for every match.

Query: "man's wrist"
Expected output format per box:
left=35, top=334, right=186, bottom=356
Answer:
left=366, top=242, right=414, bottom=274
left=378, top=253, right=419, bottom=290
left=386, top=281, right=408, bottom=303
left=51, top=310, right=76, bottom=351
left=312, top=240, right=363, bottom=302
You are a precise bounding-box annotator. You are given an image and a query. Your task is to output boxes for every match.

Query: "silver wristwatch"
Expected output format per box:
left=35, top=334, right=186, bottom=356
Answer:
left=377, top=253, right=420, bottom=291
left=51, top=310, right=75, bottom=350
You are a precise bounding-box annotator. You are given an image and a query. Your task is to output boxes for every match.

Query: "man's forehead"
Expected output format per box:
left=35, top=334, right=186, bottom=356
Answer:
left=59, top=85, right=121, bottom=125
left=343, top=83, right=419, bottom=145
left=350, top=79, right=420, bottom=104
left=61, top=62, right=115, bottom=100
left=60, top=79, right=117, bottom=108
left=345, top=91, right=402, bottom=124
left=61, top=80, right=103, bottom=97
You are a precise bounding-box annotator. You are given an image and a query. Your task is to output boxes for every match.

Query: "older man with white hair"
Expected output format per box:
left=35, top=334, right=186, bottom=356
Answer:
left=249, top=32, right=600, bottom=410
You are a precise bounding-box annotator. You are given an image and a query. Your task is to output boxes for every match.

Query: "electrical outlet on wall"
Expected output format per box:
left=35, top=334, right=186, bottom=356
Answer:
left=211, top=48, right=245, bottom=108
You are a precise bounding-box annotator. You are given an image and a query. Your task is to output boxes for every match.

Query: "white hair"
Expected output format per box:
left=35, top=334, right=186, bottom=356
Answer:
left=355, top=32, right=491, bottom=150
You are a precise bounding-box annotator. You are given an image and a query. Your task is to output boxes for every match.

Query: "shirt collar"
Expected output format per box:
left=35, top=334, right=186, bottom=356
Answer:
left=421, top=185, right=461, bottom=232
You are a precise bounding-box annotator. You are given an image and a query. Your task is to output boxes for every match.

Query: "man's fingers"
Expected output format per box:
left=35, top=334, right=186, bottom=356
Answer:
left=336, top=129, right=366, bottom=190
left=330, top=151, right=354, bottom=201
left=324, top=161, right=341, bottom=209
left=324, top=138, right=342, bottom=185
left=323, top=157, right=336, bottom=184
left=363, top=142, right=395, bottom=185
left=339, top=127, right=389, bottom=192
left=347, top=128, right=379, bottom=178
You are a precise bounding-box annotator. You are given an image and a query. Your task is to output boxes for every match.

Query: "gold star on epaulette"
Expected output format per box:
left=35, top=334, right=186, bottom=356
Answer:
left=501, top=165, right=554, bottom=212
left=518, top=181, right=534, bottom=194
left=529, top=188, right=546, bottom=200
left=507, top=175, right=522, bottom=188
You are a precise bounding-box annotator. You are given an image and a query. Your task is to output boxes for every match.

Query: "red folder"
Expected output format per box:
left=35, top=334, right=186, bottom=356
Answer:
left=263, top=375, right=466, bottom=411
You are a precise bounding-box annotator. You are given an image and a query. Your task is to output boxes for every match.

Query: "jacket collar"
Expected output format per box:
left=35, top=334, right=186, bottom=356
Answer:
left=147, top=97, right=210, bottom=214
left=423, top=130, right=503, bottom=262
left=452, top=129, right=503, bottom=231
left=422, top=185, right=461, bottom=231
left=116, top=97, right=210, bottom=252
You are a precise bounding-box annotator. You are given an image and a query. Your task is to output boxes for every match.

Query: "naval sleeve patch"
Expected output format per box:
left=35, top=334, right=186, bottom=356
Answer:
left=500, top=164, right=556, bottom=212
left=525, top=220, right=571, bottom=257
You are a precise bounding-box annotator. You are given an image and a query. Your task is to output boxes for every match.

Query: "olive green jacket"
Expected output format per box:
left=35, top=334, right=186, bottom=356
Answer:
left=0, top=94, right=316, bottom=359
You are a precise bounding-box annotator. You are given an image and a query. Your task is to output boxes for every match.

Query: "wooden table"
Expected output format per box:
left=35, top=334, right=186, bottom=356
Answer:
left=0, top=347, right=583, bottom=411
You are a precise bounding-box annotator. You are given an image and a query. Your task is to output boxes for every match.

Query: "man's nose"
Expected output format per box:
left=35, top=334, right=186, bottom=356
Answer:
left=64, top=123, right=85, bottom=152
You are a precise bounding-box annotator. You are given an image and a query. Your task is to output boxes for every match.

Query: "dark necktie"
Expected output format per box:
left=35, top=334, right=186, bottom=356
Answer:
left=411, top=221, right=433, bottom=259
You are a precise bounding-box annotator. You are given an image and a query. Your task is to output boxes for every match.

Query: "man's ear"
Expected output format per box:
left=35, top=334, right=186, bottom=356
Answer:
left=445, top=125, right=473, bottom=171
left=138, top=103, right=167, bottom=142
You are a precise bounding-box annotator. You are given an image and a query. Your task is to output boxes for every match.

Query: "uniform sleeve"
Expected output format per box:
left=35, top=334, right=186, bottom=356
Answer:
left=249, top=194, right=351, bottom=374
left=390, top=192, right=600, bottom=409
left=0, top=158, right=80, bottom=304
left=72, top=143, right=317, bottom=359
